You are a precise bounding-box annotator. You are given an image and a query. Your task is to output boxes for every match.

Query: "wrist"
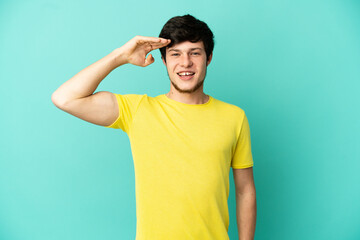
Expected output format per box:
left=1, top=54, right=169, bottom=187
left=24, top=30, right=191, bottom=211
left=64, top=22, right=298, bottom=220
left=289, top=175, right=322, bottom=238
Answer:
left=111, top=48, right=128, bottom=67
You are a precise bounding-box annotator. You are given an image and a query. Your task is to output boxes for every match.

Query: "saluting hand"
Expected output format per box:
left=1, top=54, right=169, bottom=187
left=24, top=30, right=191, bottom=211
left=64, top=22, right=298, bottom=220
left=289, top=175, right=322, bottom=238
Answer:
left=117, top=35, right=171, bottom=67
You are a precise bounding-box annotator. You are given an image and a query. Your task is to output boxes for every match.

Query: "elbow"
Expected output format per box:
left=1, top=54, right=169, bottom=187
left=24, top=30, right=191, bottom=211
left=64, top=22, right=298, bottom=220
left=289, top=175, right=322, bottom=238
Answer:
left=51, top=92, right=68, bottom=109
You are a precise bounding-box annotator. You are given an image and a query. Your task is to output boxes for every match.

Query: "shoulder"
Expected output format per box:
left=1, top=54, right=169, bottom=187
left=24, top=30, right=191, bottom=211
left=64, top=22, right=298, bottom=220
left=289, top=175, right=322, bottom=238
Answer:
left=212, top=96, right=246, bottom=117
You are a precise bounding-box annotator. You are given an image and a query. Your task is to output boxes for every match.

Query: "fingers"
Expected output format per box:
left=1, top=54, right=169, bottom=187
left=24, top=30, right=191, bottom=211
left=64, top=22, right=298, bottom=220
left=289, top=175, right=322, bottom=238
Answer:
left=144, top=53, right=154, bottom=67
left=136, top=36, right=171, bottom=49
left=150, top=41, right=171, bottom=50
left=137, top=35, right=170, bottom=43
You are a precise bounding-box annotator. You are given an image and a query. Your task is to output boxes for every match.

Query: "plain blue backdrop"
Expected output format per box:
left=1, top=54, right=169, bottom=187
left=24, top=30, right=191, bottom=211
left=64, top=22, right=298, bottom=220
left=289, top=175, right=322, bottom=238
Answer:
left=0, top=0, right=359, bottom=239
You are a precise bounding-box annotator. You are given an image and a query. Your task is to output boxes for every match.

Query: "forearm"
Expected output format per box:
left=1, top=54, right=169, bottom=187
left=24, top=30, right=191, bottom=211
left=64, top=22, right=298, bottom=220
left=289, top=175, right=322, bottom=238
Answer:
left=235, top=191, right=257, bottom=240
left=51, top=48, right=127, bottom=105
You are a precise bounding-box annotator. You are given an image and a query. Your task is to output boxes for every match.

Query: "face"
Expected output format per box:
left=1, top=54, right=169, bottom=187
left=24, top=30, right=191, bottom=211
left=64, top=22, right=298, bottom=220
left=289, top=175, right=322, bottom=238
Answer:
left=162, top=41, right=213, bottom=94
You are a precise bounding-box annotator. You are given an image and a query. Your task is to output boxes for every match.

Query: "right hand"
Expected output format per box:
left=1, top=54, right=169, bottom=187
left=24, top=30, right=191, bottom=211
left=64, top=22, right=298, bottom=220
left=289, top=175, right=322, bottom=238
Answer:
left=117, top=35, right=171, bottom=67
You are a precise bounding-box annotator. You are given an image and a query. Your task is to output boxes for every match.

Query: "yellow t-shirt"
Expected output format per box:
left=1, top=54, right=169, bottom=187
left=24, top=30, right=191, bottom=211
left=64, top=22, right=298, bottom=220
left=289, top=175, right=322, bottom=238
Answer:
left=106, top=93, right=254, bottom=240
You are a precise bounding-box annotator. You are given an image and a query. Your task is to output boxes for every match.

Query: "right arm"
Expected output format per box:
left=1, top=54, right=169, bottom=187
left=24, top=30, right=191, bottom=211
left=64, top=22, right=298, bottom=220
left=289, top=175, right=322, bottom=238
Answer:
left=51, top=36, right=171, bottom=126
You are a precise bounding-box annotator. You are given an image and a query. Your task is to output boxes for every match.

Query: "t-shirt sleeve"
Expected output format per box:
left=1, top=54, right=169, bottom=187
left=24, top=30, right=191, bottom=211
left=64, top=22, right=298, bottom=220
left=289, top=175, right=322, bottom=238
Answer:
left=104, top=93, right=145, bottom=133
left=231, top=112, right=254, bottom=169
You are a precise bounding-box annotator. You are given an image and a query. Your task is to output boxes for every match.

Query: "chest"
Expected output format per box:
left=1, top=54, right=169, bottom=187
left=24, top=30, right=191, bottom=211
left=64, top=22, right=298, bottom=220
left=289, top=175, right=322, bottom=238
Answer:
left=130, top=105, right=238, bottom=158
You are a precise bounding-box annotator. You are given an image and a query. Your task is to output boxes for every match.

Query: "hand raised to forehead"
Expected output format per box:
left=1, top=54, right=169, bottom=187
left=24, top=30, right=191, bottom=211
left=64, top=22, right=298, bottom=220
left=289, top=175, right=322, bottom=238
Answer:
left=119, top=35, right=171, bottom=67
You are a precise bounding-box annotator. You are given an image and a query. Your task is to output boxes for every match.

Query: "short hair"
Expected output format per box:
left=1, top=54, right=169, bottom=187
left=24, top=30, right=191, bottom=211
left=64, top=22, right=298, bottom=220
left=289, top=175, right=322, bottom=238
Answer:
left=159, top=14, right=215, bottom=63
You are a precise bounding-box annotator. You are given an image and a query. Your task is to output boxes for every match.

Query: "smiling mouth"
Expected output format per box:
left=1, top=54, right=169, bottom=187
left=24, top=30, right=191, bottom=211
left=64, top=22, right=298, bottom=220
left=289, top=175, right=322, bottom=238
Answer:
left=177, top=72, right=195, bottom=80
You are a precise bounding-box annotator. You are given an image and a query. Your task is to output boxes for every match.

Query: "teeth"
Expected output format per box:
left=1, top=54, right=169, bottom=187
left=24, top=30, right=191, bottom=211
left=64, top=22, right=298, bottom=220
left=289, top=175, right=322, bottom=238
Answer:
left=178, top=72, right=194, bottom=76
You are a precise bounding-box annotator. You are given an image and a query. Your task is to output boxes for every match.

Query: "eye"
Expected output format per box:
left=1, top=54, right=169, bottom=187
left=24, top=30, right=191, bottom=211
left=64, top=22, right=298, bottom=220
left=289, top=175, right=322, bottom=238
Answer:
left=171, top=53, right=179, bottom=56
left=192, top=52, right=200, bottom=55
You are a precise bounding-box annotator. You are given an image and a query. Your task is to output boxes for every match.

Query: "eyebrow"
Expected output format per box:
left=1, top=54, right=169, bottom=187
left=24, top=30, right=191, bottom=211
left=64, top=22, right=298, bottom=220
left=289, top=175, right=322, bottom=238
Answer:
left=168, top=48, right=203, bottom=52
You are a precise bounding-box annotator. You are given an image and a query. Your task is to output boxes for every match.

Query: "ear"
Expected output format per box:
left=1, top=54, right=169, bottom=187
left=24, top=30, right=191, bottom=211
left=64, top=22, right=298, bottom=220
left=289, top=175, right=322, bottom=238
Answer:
left=206, top=52, right=213, bottom=66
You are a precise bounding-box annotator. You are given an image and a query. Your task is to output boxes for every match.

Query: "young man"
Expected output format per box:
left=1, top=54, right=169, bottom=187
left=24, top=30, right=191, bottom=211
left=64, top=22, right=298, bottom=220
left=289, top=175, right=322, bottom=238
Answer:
left=52, top=14, right=256, bottom=240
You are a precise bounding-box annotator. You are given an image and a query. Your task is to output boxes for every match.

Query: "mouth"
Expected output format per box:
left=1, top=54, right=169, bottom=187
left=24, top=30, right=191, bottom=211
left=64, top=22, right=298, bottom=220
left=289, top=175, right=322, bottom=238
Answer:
left=177, top=71, right=195, bottom=81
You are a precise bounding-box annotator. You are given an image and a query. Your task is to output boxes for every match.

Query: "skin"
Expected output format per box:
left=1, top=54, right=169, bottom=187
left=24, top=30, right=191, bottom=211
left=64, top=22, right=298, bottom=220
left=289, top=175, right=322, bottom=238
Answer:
left=162, top=40, right=213, bottom=105
left=233, top=167, right=257, bottom=240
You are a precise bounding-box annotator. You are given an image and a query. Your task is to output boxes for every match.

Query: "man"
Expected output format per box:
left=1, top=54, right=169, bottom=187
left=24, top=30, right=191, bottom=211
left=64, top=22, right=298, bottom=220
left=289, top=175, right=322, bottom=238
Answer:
left=52, top=14, right=256, bottom=240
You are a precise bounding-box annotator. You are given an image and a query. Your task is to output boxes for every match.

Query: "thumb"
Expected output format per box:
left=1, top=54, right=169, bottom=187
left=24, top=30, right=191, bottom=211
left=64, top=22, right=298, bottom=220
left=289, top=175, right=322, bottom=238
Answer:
left=144, top=53, right=154, bottom=66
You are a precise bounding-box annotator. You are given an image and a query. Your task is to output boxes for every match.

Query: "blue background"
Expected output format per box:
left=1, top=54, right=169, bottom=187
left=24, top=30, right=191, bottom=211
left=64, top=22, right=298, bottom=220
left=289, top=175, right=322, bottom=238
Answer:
left=1, top=0, right=359, bottom=239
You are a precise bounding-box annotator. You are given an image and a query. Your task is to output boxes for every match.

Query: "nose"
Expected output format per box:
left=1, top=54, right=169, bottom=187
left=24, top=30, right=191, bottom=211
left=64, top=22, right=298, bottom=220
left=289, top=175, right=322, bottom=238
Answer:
left=180, top=54, right=193, bottom=67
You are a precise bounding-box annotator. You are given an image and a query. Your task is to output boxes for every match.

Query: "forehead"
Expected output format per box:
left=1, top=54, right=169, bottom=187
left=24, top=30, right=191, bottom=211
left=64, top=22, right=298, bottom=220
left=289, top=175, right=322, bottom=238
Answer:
left=166, top=41, right=205, bottom=52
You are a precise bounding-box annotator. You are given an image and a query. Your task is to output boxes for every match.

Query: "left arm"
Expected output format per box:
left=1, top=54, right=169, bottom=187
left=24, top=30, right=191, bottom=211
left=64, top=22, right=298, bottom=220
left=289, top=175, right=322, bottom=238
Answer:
left=233, top=167, right=257, bottom=240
